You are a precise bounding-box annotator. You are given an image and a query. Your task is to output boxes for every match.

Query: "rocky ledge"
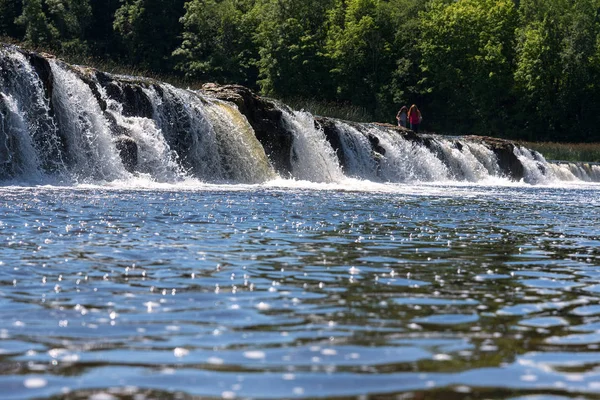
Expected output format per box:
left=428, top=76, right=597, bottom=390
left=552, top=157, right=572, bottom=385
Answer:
left=2, top=45, right=527, bottom=181
left=202, top=83, right=525, bottom=180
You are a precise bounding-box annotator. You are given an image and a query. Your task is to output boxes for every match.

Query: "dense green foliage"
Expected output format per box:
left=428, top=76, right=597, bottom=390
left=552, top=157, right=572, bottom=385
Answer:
left=2, top=0, right=600, bottom=141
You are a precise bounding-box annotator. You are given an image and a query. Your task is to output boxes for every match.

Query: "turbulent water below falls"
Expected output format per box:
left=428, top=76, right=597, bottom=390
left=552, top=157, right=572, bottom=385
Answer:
left=0, top=184, right=599, bottom=399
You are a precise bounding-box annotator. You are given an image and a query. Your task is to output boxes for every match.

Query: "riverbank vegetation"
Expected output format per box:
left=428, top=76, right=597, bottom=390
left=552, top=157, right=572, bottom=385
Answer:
left=521, top=142, right=600, bottom=163
left=2, top=0, right=600, bottom=143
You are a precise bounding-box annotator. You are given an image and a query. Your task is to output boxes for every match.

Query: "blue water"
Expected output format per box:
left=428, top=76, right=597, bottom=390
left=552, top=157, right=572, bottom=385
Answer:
left=1, top=182, right=599, bottom=399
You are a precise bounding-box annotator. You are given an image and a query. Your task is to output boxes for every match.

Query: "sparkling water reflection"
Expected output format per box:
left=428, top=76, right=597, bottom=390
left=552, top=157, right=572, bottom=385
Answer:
left=0, top=183, right=599, bottom=399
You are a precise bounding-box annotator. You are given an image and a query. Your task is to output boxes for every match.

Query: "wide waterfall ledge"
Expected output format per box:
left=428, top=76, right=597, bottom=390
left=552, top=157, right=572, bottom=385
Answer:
left=1, top=44, right=599, bottom=186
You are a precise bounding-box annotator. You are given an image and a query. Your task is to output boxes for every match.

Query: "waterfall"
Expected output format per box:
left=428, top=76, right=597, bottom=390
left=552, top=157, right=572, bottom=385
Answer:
left=143, top=83, right=275, bottom=183
left=282, top=109, right=344, bottom=183
left=372, top=127, right=450, bottom=182
left=0, top=48, right=64, bottom=180
left=50, top=60, right=129, bottom=183
left=333, top=122, right=502, bottom=183
left=147, top=84, right=223, bottom=181
left=510, top=146, right=600, bottom=184
left=202, top=99, right=276, bottom=183
left=0, top=46, right=599, bottom=187
left=100, top=83, right=184, bottom=182
left=427, top=138, right=502, bottom=182
left=549, top=162, right=600, bottom=182
left=0, top=93, right=41, bottom=180
left=335, top=121, right=380, bottom=180
left=0, top=46, right=282, bottom=185
left=513, top=146, right=557, bottom=184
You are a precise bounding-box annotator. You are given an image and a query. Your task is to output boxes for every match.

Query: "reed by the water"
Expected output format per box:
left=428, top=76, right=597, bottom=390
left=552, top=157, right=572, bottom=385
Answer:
left=520, top=141, right=600, bottom=163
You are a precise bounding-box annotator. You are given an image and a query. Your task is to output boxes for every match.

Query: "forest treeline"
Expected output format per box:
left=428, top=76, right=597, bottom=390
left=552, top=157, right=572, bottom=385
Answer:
left=2, top=0, right=600, bottom=142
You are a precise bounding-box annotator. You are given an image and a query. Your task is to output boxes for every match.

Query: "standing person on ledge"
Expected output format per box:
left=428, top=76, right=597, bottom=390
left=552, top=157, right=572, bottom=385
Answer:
left=396, top=106, right=408, bottom=128
left=408, top=104, right=422, bottom=132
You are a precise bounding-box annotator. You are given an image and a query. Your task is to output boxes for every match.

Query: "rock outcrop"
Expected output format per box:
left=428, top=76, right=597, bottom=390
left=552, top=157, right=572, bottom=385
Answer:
left=186, top=82, right=531, bottom=181
left=114, top=135, right=138, bottom=173
left=463, top=135, right=524, bottom=181
left=201, top=83, right=294, bottom=176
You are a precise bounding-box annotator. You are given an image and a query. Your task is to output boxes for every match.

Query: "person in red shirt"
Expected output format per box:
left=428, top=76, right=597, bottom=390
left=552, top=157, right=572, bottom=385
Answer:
left=407, top=104, right=422, bottom=132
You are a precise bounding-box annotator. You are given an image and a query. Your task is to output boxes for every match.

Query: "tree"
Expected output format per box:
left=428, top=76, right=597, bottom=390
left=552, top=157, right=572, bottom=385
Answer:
left=253, top=0, right=335, bottom=98
left=418, top=0, right=518, bottom=135
left=45, top=0, right=93, bottom=54
left=515, top=0, right=600, bottom=141
left=114, top=0, right=186, bottom=71
left=325, top=0, right=395, bottom=114
left=373, top=0, right=425, bottom=121
left=14, top=0, right=93, bottom=54
left=86, top=0, right=122, bottom=56
left=174, top=0, right=258, bottom=86
left=0, top=0, right=23, bottom=38
left=15, top=0, right=54, bottom=46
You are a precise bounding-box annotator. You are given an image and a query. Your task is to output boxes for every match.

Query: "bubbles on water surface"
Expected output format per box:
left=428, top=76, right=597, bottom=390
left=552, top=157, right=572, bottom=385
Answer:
left=0, top=185, right=599, bottom=398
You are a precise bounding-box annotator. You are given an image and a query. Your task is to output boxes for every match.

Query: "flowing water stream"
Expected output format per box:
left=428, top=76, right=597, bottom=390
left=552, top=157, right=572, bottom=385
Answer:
left=1, top=45, right=600, bottom=399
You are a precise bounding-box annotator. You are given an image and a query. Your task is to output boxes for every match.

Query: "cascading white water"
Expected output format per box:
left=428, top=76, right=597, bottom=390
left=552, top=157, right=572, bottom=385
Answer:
left=514, top=146, right=600, bottom=184
left=334, top=121, right=382, bottom=181
left=549, top=162, right=600, bottom=182
left=100, top=83, right=184, bottom=182
left=0, top=48, right=64, bottom=178
left=371, top=126, right=450, bottom=182
left=513, top=146, right=556, bottom=184
left=282, top=109, right=344, bottom=183
left=50, top=61, right=129, bottom=182
left=331, top=121, right=508, bottom=183
left=147, top=84, right=223, bottom=181
left=0, top=93, right=41, bottom=180
left=431, top=138, right=502, bottom=182
left=202, top=99, right=276, bottom=183
left=464, top=142, right=503, bottom=178
left=144, top=84, right=275, bottom=183
left=335, top=121, right=446, bottom=182
left=1, top=47, right=599, bottom=187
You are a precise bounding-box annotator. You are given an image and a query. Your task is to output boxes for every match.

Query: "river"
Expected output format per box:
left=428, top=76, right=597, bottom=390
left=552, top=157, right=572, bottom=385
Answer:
left=2, top=44, right=600, bottom=399
left=0, top=181, right=599, bottom=399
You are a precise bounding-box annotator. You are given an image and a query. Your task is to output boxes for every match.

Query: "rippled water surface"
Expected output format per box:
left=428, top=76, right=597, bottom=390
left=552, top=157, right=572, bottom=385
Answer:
left=1, top=183, right=600, bottom=399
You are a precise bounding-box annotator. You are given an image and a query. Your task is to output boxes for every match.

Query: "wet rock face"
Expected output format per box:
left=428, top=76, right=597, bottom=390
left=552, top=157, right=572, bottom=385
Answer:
left=26, top=52, right=54, bottom=101
left=201, top=83, right=294, bottom=175
left=314, top=117, right=344, bottom=165
left=0, top=98, right=12, bottom=168
left=114, top=135, right=138, bottom=173
left=463, top=135, right=524, bottom=181
left=96, top=72, right=154, bottom=119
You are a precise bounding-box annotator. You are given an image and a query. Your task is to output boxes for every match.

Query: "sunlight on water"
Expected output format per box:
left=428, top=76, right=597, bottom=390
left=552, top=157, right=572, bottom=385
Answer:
left=2, top=45, right=600, bottom=399
left=0, top=183, right=598, bottom=399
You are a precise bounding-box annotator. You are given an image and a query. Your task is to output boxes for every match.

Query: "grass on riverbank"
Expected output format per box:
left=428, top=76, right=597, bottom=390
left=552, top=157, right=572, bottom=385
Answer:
left=519, top=141, right=600, bottom=163
left=282, top=97, right=374, bottom=122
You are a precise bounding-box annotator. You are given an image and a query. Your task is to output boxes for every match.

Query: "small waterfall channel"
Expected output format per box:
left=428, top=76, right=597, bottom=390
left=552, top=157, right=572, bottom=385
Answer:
left=1, top=45, right=599, bottom=186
